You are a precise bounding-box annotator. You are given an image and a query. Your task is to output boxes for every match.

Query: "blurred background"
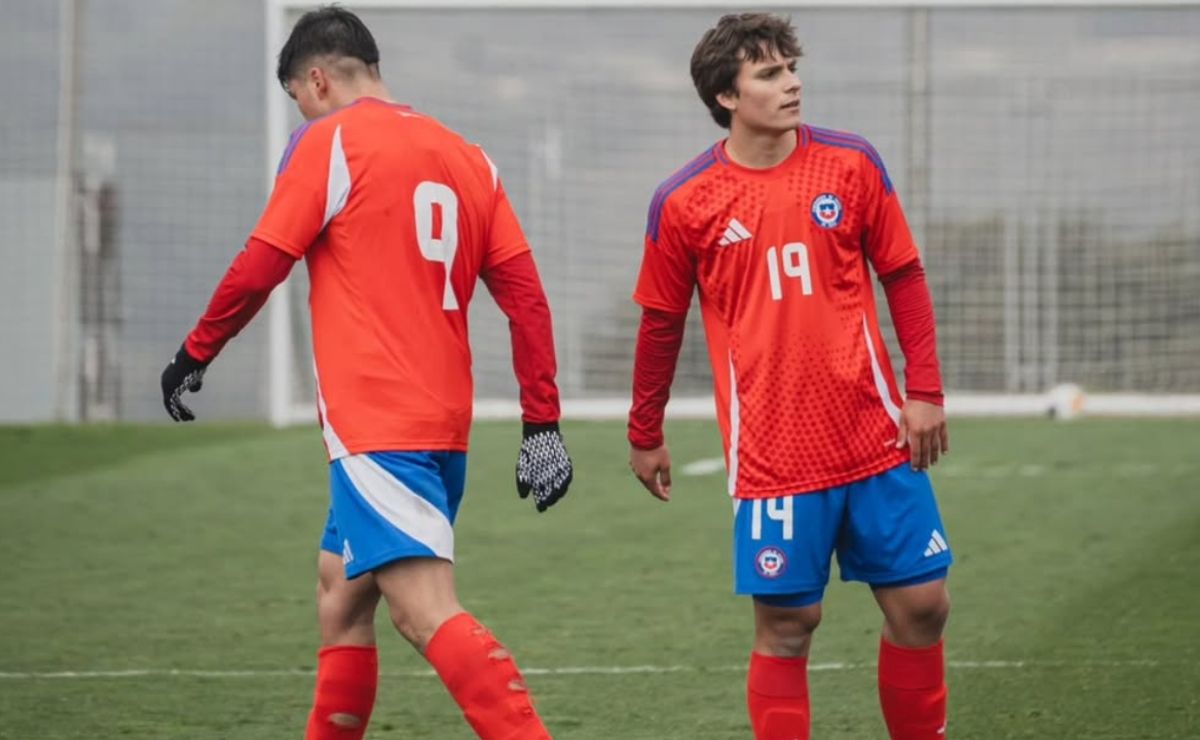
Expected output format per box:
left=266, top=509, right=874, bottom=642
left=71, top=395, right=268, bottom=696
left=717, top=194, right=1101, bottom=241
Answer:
left=2, top=0, right=1198, bottom=424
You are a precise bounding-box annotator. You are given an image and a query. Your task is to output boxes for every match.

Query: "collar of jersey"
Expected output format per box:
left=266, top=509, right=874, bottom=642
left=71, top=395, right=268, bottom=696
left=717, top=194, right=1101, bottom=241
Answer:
left=715, top=126, right=809, bottom=180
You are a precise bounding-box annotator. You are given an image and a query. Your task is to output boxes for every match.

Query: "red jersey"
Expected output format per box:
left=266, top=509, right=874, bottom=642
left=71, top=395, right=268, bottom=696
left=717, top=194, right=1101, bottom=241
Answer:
left=634, top=125, right=917, bottom=498
left=252, top=98, right=531, bottom=458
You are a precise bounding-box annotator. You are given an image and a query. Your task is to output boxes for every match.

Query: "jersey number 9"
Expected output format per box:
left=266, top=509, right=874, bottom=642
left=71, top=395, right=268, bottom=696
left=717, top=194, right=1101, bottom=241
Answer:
left=414, top=181, right=460, bottom=311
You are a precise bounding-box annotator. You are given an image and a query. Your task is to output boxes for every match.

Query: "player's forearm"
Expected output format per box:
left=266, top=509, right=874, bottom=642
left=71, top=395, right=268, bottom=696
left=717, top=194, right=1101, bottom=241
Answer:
left=482, top=252, right=561, bottom=423
left=880, top=260, right=944, bottom=405
left=628, top=307, right=688, bottom=449
left=184, top=237, right=296, bottom=363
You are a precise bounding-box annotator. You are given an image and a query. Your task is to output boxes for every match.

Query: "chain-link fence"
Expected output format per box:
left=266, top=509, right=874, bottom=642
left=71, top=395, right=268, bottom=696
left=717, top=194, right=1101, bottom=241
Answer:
left=2, top=2, right=1197, bottom=422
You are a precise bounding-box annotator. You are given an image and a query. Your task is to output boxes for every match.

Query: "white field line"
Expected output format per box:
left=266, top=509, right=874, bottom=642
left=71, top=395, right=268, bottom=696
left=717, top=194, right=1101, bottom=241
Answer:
left=681, top=457, right=727, bottom=476
left=0, top=659, right=1161, bottom=680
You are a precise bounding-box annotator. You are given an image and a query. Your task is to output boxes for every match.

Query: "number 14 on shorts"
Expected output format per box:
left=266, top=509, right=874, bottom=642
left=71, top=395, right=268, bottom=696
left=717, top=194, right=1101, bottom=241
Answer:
left=746, top=497, right=794, bottom=541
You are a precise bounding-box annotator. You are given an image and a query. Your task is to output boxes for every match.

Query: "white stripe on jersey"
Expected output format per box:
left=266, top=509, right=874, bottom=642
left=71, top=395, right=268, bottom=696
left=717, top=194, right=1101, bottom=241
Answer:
left=321, top=125, right=351, bottom=229
left=314, top=361, right=349, bottom=460
left=727, top=352, right=741, bottom=497
left=862, top=313, right=902, bottom=425
left=478, top=146, right=499, bottom=190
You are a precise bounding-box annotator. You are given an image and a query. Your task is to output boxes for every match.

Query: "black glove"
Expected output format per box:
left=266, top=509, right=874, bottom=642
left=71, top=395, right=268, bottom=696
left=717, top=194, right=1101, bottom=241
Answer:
left=515, top=421, right=573, bottom=512
left=160, top=344, right=209, bottom=422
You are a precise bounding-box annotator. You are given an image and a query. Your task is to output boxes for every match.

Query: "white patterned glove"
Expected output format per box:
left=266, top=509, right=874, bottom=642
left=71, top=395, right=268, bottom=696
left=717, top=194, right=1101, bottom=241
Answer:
left=516, top=422, right=573, bottom=512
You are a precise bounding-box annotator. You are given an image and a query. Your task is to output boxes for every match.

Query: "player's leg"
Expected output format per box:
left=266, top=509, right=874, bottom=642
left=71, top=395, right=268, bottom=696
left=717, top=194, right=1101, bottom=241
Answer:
left=873, top=577, right=950, bottom=648
left=306, top=510, right=383, bottom=740
left=333, top=450, right=550, bottom=740
left=748, top=598, right=822, bottom=740
left=373, top=558, right=548, bottom=739
left=753, top=598, right=822, bottom=657
left=734, top=491, right=845, bottom=740
left=838, top=464, right=952, bottom=739
left=317, top=547, right=382, bottom=646
left=872, top=578, right=950, bottom=740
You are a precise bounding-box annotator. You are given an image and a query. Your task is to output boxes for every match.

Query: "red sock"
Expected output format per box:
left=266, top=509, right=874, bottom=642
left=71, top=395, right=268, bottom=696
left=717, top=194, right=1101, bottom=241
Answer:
left=305, top=645, right=379, bottom=740
left=424, top=612, right=550, bottom=740
left=878, top=638, right=947, bottom=739
left=747, top=652, right=810, bottom=740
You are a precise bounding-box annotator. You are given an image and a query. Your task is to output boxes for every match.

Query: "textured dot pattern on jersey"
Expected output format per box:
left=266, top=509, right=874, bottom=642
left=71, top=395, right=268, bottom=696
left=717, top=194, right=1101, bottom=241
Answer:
left=634, top=125, right=914, bottom=498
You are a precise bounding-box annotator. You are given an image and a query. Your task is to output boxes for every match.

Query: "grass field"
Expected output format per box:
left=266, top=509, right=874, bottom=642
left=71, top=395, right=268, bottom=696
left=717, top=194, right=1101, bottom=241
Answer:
left=1, top=418, right=1198, bottom=739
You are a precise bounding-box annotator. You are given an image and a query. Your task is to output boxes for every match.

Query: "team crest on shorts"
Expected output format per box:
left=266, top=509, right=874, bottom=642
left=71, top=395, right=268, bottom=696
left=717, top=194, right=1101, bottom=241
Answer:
left=811, top=193, right=843, bottom=229
left=755, top=547, right=787, bottom=578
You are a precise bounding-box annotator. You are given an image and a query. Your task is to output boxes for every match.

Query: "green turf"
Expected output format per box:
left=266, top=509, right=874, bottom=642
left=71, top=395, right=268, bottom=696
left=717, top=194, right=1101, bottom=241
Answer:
left=1, top=419, right=1198, bottom=738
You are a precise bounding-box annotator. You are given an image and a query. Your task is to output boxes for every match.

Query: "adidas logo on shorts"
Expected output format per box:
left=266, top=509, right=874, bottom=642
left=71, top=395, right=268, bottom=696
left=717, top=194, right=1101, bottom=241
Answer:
left=923, top=530, right=949, bottom=557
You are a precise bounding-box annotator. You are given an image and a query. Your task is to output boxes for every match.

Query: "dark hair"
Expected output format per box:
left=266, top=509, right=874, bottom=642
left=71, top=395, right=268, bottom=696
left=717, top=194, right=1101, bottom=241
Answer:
left=690, top=13, right=803, bottom=129
left=276, top=5, right=381, bottom=90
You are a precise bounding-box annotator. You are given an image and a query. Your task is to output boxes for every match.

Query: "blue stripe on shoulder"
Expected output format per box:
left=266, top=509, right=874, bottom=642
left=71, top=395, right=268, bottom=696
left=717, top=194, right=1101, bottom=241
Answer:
left=276, top=120, right=316, bottom=175
left=808, top=126, right=894, bottom=195
left=646, top=146, right=719, bottom=242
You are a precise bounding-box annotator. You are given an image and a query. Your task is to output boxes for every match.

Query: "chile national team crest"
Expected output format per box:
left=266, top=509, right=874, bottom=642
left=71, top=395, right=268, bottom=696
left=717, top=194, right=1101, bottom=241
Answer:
left=755, top=547, right=787, bottom=579
left=811, top=193, right=843, bottom=229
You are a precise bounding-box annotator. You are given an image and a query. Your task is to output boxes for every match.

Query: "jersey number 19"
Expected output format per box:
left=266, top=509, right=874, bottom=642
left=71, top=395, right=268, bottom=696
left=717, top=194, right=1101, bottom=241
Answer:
left=766, top=242, right=813, bottom=301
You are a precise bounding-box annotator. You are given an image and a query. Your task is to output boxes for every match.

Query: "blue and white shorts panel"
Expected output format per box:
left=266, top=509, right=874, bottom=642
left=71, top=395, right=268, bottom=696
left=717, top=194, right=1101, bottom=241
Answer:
left=319, top=451, right=467, bottom=580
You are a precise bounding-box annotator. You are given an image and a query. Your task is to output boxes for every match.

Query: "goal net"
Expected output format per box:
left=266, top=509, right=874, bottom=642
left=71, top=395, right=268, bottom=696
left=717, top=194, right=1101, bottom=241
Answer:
left=265, top=0, right=1200, bottom=425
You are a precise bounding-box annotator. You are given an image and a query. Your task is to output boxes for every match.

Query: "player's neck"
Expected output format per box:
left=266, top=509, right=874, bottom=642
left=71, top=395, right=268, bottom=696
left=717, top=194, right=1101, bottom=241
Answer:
left=724, top=127, right=798, bottom=170
left=334, top=80, right=396, bottom=108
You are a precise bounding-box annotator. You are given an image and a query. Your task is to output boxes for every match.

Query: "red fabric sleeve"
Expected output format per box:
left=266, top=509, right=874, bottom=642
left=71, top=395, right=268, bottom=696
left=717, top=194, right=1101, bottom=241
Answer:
left=250, top=121, right=332, bottom=258
left=184, top=237, right=297, bottom=363
left=482, top=181, right=532, bottom=271
left=628, top=307, right=688, bottom=450
left=880, top=260, right=944, bottom=406
left=480, top=251, right=560, bottom=423
left=633, top=213, right=696, bottom=314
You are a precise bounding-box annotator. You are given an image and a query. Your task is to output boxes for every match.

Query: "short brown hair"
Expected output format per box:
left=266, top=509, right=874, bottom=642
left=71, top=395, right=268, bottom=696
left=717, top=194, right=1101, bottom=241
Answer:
left=690, top=13, right=803, bottom=129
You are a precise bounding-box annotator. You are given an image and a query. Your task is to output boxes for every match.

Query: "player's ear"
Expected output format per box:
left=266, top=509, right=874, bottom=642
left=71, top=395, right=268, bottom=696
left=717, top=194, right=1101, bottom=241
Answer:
left=716, top=88, right=738, bottom=115
left=306, top=65, right=327, bottom=98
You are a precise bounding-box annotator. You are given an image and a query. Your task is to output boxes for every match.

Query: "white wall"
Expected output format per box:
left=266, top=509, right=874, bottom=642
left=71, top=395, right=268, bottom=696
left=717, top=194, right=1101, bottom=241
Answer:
left=0, top=178, right=60, bottom=422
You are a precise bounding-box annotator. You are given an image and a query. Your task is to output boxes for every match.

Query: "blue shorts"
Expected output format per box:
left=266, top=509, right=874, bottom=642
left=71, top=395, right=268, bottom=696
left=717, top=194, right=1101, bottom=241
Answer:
left=319, top=451, right=467, bottom=579
left=733, top=463, right=951, bottom=607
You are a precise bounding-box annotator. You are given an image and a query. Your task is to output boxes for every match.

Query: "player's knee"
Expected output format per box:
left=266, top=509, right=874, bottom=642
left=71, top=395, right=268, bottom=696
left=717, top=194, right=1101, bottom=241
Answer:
left=889, top=588, right=950, bottom=641
left=388, top=610, right=424, bottom=647
left=911, top=587, right=950, bottom=629
left=384, top=593, right=464, bottom=649
left=317, top=585, right=377, bottom=646
left=388, top=605, right=455, bottom=649
left=756, top=604, right=821, bottom=657
left=921, top=590, right=951, bottom=633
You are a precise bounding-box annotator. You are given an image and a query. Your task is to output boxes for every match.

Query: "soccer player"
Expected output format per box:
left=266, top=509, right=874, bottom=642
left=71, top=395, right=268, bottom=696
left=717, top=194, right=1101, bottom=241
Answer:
left=159, top=8, right=572, bottom=739
left=628, top=13, right=952, bottom=740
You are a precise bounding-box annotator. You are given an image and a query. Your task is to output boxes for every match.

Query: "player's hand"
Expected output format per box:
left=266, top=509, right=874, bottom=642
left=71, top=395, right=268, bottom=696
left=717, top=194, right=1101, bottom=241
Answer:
left=160, top=344, right=209, bottom=422
left=516, top=422, right=573, bottom=512
left=895, top=399, right=949, bottom=470
left=630, top=444, right=672, bottom=502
